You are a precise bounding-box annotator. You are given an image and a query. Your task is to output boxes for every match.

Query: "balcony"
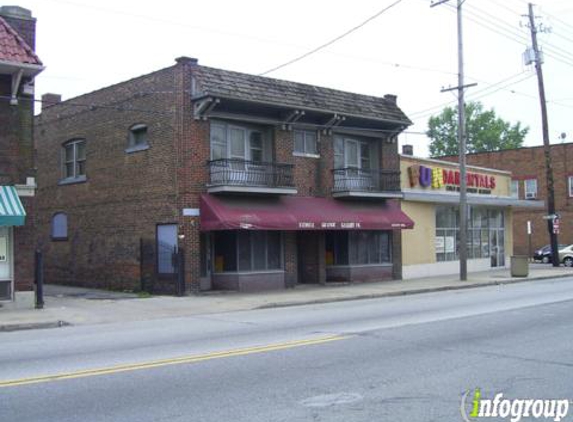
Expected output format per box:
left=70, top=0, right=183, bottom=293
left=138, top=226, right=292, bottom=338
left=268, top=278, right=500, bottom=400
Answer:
left=332, top=168, right=402, bottom=199
left=207, top=158, right=297, bottom=195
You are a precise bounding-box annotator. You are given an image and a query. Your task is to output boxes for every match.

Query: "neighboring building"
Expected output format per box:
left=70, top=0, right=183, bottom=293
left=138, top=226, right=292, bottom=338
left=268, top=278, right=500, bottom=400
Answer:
left=400, top=150, right=543, bottom=279
left=0, top=6, right=43, bottom=308
left=35, top=57, right=415, bottom=293
left=441, top=144, right=573, bottom=256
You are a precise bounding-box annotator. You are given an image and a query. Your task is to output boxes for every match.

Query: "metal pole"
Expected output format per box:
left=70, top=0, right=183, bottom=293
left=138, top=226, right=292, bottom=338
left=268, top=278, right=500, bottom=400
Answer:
left=528, top=3, right=559, bottom=266
left=457, top=0, right=468, bottom=280
left=35, top=249, right=44, bottom=309
left=176, top=247, right=185, bottom=297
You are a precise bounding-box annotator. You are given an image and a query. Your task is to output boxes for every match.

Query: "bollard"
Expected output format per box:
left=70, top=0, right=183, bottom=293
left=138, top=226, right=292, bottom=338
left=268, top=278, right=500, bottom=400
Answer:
left=35, top=250, right=44, bottom=309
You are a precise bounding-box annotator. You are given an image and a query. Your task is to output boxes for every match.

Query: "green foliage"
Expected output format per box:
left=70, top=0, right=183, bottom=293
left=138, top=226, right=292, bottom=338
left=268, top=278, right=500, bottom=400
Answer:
left=427, top=102, right=529, bottom=157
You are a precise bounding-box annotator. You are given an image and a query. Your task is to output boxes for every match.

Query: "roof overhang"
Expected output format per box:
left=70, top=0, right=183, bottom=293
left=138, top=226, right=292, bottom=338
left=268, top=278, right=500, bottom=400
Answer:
left=0, top=59, right=44, bottom=78
left=403, top=190, right=545, bottom=208
left=191, top=94, right=412, bottom=132
left=0, top=60, right=44, bottom=106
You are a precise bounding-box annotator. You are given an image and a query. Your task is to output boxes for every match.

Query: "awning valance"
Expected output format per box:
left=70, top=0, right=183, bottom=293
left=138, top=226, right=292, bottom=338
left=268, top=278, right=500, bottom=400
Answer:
left=0, top=186, right=26, bottom=226
left=200, top=194, right=413, bottom=231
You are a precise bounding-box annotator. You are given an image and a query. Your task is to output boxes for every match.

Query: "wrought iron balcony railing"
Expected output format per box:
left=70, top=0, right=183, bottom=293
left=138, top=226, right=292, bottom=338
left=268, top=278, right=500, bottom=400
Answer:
left=208, top=158, right=295, bottom=189
left=332, top=168, right=401, bottom=193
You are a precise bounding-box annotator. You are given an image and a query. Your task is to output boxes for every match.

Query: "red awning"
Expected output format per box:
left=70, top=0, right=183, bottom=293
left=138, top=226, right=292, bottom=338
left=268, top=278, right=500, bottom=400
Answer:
left=200, top=194, right=414, bottom=231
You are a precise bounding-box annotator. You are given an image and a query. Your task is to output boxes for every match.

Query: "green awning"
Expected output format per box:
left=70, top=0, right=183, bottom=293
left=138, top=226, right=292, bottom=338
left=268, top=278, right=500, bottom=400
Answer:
left=0, top=186, right=26, bottom=226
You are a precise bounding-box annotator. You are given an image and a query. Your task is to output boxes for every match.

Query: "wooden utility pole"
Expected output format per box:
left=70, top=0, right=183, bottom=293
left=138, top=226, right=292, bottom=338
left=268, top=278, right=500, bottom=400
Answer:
left=432, top=0, right=472, bottom=280
left=527, top=3, right=559, bottom=266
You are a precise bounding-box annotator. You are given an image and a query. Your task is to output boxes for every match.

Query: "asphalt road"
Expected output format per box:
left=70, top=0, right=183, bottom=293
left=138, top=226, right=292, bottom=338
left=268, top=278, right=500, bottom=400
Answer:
left=2, top=277, right=573, bottom=422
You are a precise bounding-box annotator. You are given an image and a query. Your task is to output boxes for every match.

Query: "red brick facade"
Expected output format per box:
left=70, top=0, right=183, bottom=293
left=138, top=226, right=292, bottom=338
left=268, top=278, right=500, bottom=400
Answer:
left=36, top=58, right=407, bottom=293
left=442, top=144, right=573, bottom=255
left=0, top=6, right=42, bottom=306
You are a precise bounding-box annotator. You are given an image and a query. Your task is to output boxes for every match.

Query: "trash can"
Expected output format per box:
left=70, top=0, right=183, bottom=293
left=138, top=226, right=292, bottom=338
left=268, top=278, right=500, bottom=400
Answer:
left=511, top=255, right=529, bottom=277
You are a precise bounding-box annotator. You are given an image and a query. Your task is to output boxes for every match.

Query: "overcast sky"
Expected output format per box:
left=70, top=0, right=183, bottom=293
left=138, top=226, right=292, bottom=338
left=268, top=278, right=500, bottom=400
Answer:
left=12, top=0, right=573, bottom=157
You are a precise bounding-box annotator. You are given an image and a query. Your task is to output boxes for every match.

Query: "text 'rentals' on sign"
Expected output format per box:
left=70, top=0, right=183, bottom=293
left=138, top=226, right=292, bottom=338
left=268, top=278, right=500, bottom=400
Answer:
left=408, top=165, right=496, bottom=191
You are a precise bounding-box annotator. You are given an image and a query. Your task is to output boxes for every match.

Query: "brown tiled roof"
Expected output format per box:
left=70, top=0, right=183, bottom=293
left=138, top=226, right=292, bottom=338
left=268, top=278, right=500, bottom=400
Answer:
left=193, top=65, right=411, bottom=125
left=0, top=15, right=42, bottom=65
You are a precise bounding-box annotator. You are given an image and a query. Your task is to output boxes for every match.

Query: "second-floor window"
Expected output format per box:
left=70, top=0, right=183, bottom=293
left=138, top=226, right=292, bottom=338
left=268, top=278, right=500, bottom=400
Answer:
left=510, top=180, right=519, bottom=198
left=62, top=139, right=86, bottom=181
left=569, top=176, right=573, bottom=198
left=333, top=136, right=372, bottom=170
left=210, top=122, right=267, bottom=163
left=524, top=178, right=537, bottom=199
left=126, top=124, right=149, bottom=153
left=294, top=130, right=318, bottom=155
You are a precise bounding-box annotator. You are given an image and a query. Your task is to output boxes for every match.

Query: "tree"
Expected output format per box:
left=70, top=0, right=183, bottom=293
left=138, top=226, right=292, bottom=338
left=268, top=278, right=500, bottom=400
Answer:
left=427, top=101, right=529, bottom=157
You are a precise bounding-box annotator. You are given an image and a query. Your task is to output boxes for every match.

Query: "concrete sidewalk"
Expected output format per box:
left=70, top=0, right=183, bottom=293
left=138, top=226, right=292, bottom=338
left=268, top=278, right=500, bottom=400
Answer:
left=1, top=263, right=572, bottom=331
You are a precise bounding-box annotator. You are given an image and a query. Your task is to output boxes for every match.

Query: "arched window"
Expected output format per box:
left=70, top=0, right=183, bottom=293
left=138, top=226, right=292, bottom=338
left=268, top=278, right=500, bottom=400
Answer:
left=51, top=213, right=68, bottom=240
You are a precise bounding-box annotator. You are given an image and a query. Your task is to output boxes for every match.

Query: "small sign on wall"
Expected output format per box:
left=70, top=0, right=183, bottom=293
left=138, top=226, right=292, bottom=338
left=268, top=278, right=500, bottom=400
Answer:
left=0, top=236, right=6, bottom=262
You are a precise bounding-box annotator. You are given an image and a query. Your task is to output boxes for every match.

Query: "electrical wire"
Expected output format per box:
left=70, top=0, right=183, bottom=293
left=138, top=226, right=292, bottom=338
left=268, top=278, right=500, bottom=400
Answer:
left=259, top=0, right=405, bottom=76
left=3, top=94, right=429, bottom=135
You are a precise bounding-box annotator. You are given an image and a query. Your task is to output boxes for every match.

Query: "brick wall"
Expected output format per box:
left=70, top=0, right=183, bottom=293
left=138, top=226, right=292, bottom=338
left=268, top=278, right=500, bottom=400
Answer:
left=442, top=144, right=573, bottom=254
left=0, top=71, right=36, bottom=295
left=0, top=76, right=35, bottom=186
left=36, top=66, right=180, bottom=291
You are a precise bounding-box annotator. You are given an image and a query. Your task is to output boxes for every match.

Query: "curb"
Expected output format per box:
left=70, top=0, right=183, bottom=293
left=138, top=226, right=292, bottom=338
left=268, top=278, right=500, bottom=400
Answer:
left=0, top=320, right=70, bottom=332
left=256, top=273, right=573, bottom=310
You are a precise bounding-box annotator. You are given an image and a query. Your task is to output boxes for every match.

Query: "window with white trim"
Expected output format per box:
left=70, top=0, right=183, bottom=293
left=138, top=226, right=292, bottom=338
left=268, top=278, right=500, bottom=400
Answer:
left=210, top=122, right=268, bottom=162
left=62, top=139, right=86, bottom=181
left=294, top=130, right=318, bottom=155
left=524, top=178, right=537, bottom=199
left=568, top=176, right=573, bottom=197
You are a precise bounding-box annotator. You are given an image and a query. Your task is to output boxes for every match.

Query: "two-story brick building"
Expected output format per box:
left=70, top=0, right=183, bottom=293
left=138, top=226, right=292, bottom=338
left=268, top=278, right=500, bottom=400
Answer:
left=0, top=6, right=43, bottom=308
left=35, top=57, right=415, bottom=293
left=441, top=144, right=573, bottom=258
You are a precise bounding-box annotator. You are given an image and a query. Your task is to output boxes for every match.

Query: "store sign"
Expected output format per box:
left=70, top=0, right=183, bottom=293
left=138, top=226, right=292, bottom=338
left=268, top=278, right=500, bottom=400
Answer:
left=408, top=165, right=496, bottom=193
left=0, top=236, right=6, bottom=262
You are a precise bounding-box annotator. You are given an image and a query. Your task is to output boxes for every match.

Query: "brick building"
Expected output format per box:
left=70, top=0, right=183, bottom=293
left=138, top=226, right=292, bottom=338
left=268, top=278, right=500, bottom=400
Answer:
left=35, top=57, right=415, bottom=293
left=0, top=6, right=43, bottom=308
left=441, top=143, right=573, bottom=257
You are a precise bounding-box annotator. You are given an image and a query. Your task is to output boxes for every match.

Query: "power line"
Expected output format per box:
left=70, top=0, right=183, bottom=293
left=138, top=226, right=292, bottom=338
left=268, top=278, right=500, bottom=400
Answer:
left=443, top=2, right=573, bottom=68
left=4, top=94, right=424, bottom=135
left=259, top=0, right=405, bottom=76
left=408, top=71, right=533, bottom=119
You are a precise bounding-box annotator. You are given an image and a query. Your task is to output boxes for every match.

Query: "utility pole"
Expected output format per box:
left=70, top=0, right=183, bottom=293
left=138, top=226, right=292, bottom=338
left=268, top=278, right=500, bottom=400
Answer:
left=432, top=0, right=474, bottom=280
left=526, top=3, right=559, bottom=266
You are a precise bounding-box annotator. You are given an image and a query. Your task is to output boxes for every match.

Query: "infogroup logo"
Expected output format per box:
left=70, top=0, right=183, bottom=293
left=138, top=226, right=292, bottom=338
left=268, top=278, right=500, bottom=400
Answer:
left=461, top=389, right=570, bottom=422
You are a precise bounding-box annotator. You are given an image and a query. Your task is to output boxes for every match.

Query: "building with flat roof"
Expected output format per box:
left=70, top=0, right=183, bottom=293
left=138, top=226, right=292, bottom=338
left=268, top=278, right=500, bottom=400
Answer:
left=440, top=143, right=573, bottom=258
left=400, top=151, right=543, bottom=279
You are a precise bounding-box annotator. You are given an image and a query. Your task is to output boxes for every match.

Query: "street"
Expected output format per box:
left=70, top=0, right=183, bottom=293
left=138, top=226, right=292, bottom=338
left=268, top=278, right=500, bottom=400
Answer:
left=2, top=277, right=573, bottom=422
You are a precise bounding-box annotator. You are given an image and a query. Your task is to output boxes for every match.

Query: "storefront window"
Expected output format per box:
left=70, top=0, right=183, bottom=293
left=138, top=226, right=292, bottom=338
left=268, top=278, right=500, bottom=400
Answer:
left=326, top=231, right=391, bottom=265
left=214, top=231, right=237, bottom=272
left=214, top=231, right=282, bottom=273
left=435, top=207, right=504, bottom=262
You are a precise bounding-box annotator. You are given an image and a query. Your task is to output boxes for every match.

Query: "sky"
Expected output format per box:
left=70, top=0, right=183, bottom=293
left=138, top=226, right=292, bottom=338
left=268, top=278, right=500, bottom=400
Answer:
left=9, top=0, right=573, bottom=157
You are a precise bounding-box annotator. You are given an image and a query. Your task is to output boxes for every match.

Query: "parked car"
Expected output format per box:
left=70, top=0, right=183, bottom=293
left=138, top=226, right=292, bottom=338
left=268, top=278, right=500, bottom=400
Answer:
left=533, top=244, right=567, bottom=263
left=559, top=245, right=573, bottom=267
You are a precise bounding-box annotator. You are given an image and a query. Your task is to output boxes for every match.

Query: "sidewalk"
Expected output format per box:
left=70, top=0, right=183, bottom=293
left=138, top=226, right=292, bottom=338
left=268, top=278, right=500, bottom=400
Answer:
left=1, top=263, right=572, bottom=332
